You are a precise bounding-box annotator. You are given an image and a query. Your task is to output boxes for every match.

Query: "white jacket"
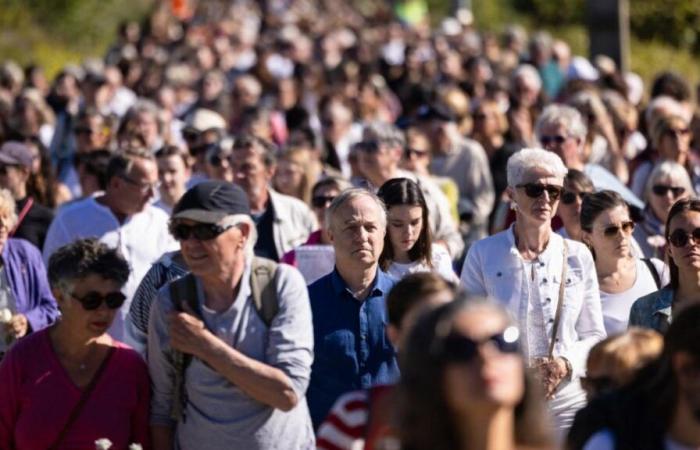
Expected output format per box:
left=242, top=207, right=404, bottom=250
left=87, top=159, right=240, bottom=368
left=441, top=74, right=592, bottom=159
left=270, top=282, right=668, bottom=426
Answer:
left=268, top=189, right=318, bottom=257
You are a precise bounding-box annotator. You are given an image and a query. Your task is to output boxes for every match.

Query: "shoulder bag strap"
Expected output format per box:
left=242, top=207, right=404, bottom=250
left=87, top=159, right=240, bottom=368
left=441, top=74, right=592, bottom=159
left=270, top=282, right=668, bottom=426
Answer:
left=641, top=258, right=661, bottom=289
left=49, top=346, right=116, bottom=450
left=549, top=241, right=569, bottom=358
left=10, top=197, right=33, bottom=236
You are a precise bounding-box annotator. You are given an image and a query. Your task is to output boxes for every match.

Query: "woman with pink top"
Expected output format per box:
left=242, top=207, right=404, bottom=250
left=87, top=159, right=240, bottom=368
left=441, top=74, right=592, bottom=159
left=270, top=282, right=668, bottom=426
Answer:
left=0, top=238, right=150, bottom=450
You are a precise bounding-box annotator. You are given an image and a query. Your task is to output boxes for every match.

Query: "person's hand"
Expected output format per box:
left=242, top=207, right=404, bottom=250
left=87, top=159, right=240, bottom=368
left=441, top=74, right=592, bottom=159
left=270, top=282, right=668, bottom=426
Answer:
left=6, top=314, right=28, bottom=339
left=533, top=356, right=570, bottom=399
left=168, top=305, right=213, bottom=359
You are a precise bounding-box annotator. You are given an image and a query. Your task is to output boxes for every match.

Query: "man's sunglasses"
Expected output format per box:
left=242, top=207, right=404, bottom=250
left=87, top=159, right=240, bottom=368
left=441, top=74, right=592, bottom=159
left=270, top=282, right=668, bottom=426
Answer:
left=561, top=190, right=589, bottom=205
left=601, top=221, right=635, bottom=237
left=652, top=185, right=686, bottom=198
left=669, top=227, right=700, bottom=248
left=539, top=135, right=569, bottom=146
left=170, top=222, right=234, bottom=241
left=517, top=183, right=563, bottom=201
left=71, top=291, right=126, bottom=311
left=311, top=195, right=336, bottom=208
left=439, top=326, right=520, bottom=364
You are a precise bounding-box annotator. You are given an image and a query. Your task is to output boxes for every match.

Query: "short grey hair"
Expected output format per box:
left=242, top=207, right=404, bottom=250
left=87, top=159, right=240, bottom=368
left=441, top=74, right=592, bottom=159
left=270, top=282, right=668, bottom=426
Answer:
left=535, top=104, right=587, bottom=143
left=363, top=121, right=405, bottom=149
left=644, top=161, right=695, bottom=202
left=506, top=148, right=568, bottom=187
left=219, top=214, right=258, bottom=257
left=512, top=64, right=542, bottom=91
left=325, top=188, right=387, bottom=232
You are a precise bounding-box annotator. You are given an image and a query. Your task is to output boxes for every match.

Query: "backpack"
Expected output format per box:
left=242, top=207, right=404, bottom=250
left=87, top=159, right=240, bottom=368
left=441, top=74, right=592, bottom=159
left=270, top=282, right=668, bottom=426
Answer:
left=168, top=256, right=280, bottom=422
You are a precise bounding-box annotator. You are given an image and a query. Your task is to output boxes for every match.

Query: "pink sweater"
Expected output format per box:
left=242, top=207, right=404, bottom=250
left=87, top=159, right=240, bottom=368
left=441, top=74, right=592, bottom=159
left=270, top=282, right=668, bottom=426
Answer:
left=0, top=329, right=151, bottom=450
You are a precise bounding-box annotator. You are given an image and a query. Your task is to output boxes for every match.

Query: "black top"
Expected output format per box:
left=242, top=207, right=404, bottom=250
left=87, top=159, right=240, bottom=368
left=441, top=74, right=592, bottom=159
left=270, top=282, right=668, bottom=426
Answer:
left=13, top=197, right=54, bottom=251
left=252, top=200, right=279, bottom=262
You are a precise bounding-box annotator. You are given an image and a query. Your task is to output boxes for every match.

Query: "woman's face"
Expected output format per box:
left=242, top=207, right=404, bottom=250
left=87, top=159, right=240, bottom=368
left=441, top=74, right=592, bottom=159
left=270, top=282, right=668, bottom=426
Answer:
left=585, top=205, right=634, bottom=260
left=274, top=159, right=304, bottom=197
left=667, top=210, right=700, bottom=274
left=443, top=308, right=525, bottom=415
left=649, top=175, right=690, bottom=223
left=0, top=212, right=11, bottom=253
left=55, top=273, right=123, bottom=338
left=473, top=104, right=501, bottom=139
left=311, top=185, right=340, bottom=229
left=388, top=205, right=423, bottom=255
left=557, top=181, right=593, bottom=235
left=509, top=167, right=563, bottom=225
left=658, top=120, right=691, bottom=164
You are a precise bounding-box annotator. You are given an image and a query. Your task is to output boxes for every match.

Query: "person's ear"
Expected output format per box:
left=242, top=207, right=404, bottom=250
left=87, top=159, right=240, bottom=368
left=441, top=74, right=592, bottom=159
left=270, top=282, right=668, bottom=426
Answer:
left=237, top=222, right=251, bottom=249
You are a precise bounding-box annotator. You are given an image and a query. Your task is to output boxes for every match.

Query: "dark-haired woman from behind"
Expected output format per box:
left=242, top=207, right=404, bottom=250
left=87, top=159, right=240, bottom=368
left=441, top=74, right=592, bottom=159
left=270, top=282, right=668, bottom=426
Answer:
left=580, top=190, right=669, bottom=335
left=630, top=198, right=700, bottom=333
left=377, top=178, right=457, bottom=282
left=397, top=296, right=554, bottom=450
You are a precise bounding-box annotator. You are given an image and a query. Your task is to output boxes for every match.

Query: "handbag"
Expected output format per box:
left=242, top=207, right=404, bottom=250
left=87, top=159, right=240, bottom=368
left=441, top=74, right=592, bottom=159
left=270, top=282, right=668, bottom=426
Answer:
left=48, top=346, right=116, bottom=450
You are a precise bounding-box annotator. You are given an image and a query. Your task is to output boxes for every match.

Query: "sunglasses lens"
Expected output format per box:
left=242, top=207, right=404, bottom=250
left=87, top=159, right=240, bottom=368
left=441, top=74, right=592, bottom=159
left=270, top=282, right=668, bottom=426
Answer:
left=105, top=292, right=127, bottom=309
left=652, top=185, right=669, bottom=196
left=171, top=224, right=191, bottom=241
left=604, top=226, right=619, bottom=237
left=524, top=184, right=545, bottom=198
left=192, top=225, right=218, bottom=240
left=561, top=192, right=577, bottom=204
left=623, top=221, right=635, bottom=233
left=670, top=230, right=689, bottom=247
left=79, top=292, right=103, bottom=311
left=546, top=186, right=561, bottom=200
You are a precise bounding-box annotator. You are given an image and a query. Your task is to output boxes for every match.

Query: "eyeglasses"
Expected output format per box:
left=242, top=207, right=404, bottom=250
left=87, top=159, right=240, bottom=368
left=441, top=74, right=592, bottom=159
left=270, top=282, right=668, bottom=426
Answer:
left=668, top=227, right=700, bottom=248
left=357, top=140, right=382, bottom=154
left=405, top=147, right=430, bottom=159
left=580, top=375, right=616, bottom=395
left=663, top=128, right=691, bottom=138
left=539, top=135, right=569, bottom=146
left=602, top=221, right=635, bottom=237
left=652, top=185, right=686, bottom=198
left=70, top=290, right=126, bottom=311
left=311, top=195, right=336, bottom=208
left=170, top=222, right=235, bottom=241
left=439, top=326, right=520, bottom=364
left=516, top=183, right=563, bottom=201
left=561, top=190, right=589, bottom=205
left=120, top=175, right=161, bottom=193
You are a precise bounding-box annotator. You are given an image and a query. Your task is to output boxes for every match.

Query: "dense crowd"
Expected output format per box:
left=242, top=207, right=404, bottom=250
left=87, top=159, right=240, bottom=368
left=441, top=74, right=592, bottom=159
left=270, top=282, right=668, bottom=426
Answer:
left=1, top=0, right=700, bottom=449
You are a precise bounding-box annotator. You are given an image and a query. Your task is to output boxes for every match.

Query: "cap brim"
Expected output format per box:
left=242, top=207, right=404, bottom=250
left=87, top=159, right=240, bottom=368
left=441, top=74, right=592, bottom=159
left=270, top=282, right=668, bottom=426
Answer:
left=171, top=209, right=228, bottom=224
left=0, top=153, right=22, bottom=166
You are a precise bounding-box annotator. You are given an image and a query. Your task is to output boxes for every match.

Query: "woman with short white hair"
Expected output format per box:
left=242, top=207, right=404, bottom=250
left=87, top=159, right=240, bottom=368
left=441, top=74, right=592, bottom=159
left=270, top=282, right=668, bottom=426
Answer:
left=460, top=148, right=606, bottom=437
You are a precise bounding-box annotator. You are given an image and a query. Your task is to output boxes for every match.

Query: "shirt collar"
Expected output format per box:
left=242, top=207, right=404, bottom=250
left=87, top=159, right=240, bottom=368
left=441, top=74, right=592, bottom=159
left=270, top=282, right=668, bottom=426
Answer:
left=330, top=266, right=391, bottom=301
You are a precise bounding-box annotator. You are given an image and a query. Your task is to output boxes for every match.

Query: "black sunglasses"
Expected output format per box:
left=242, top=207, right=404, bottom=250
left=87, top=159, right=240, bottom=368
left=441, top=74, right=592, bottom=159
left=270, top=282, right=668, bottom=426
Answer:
left=170, top=222, right=234, bottom=241
left=71, top=291, right=126, bottom=311
left=669, top=227, right=700, bottom=248
left=517, top=183, right=563, bottom=201
left=311, top=195, right=336, bottom=208
left=602, top=221, right=635, bottom=237
left=539, top=135, right=569, bottom=146
left=439, top=326, right=520, bottom=364
left=652, top=185, right=686, bottom=198
left=561, top=190, right=589, bottom=205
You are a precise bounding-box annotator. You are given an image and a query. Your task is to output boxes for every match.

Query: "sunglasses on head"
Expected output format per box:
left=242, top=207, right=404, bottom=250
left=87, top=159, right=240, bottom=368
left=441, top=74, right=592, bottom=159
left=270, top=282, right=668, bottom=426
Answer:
left=652, top=185, right=686, bottom=198
left=439, top=326, right=520, bottom=364
left=517, top=183, right=563, bottom=201
left=170, top=222, right=234, bottom=241
left=311, top=195, right=336, bottom=208
left=561, top=190, right=589, bottom=205
left=71, top=291, right=126, bottom=311
left=668, top=227, right=700, bottom=248
left=602, top=221, right=635, bottom=237
left=539, top=135, right=569, bottom=146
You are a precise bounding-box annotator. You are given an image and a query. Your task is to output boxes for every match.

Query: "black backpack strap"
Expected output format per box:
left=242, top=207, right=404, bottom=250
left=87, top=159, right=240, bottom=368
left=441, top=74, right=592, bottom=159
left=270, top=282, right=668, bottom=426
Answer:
left=250, top=256, right=279, bottom=327
left=641, top=258, right=661, bottom=289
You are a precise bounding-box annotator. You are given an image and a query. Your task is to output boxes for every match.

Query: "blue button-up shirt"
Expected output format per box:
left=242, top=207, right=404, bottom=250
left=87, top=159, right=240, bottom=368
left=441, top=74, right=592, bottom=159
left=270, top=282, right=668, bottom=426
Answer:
left=307, top=267, right=399, bottom=428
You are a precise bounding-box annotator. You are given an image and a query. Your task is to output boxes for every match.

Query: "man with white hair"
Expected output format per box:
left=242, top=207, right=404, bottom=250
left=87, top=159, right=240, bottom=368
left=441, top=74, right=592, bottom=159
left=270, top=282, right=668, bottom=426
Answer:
left=148, top=181, right=314, bottom=449
left=536, top=104, right=643, bottom=209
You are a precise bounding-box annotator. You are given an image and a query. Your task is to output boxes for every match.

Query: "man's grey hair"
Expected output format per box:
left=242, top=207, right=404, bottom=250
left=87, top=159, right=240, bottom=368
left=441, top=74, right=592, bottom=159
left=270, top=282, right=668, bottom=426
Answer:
left=535, top=104, right=588, bottom=143
left=220, top=214, right=258, bottom=256
left=363, top=121, right=405, bottom=149
left=506, top=148, right=568, bottom=187
left=324, top=188, right=387, bottom=232
left=645, top=161, right=694, bottom=202
left=512, top=64, right=542, bottom=92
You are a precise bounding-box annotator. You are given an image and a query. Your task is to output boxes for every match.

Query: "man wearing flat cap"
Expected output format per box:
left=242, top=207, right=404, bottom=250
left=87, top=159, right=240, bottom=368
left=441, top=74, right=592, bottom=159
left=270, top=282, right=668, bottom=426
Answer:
left=148, top=180, right=314, bottom=450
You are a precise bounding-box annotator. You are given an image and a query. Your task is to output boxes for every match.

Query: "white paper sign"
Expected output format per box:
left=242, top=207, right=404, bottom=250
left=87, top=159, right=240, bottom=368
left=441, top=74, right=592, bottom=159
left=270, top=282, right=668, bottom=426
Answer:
left=295, top=245, right=336, bottom=285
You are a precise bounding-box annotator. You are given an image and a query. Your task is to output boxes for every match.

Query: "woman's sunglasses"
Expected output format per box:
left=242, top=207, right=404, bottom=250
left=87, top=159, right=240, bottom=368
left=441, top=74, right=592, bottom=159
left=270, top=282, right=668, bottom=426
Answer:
left=311, top=195, right=336, bottom=208
left=439, top=326, right=520, bottom=364
left=517, top=183, right=563, bottom=201
left=602, top=221, right=635, bottom=237
left=561, top=190, right=589, bottom=205
left=170, top=222, right=234, bottom=241
left=71, top=291, right=126, bottom=311
left=652, top=185, right=686, bottom=198
left=669, top=227, right=700, bottom=248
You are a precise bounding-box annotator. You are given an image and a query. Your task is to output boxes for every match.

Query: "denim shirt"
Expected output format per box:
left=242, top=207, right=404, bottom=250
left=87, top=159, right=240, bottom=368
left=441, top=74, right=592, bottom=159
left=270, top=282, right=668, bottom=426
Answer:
left=629, top=286, right=674, bottom=333
left=307, top=267, right=398, bottom=428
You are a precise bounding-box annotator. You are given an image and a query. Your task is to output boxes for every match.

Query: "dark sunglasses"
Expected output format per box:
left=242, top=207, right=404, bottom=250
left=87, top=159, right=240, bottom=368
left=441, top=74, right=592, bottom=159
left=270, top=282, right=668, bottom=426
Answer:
left=170, top=222, right=234, bottom=241
left=580, top=375, right=616, bottom=394
left=652, top=185, right=686, bottom=198
left=602, top=221, right=635, bottom=237
left=539, top=135, right=569, bottom=146
left=71, top=291, right=126, bottom=311
left=669, top=227, right=700, bottom=248
left=357, top=140, right=382, bottom=154
left=311, top=195, right=336, bottom=208
left=208, top=154, right=230, bottom=168
left=405, top=147, right=430, bottom=158
left=439, top=326, right=520, bottom=364
left=561, top=190, right=589, bottom=205
left=663, top=128, right=690, bottom=138
left=517, top=183, right=563, bottom=201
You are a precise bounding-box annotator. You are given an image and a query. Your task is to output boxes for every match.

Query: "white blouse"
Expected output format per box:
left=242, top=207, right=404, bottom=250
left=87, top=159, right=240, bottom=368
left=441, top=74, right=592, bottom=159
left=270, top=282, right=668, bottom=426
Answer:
left=386, top=244, right=459, bottom=283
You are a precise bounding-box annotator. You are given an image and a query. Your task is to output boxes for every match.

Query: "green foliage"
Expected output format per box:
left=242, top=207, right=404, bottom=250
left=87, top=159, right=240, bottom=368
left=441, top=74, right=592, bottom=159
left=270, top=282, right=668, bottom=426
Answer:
left=630, top=0, right=700, bottom=52
left=513, top=0, right=585, bottom=25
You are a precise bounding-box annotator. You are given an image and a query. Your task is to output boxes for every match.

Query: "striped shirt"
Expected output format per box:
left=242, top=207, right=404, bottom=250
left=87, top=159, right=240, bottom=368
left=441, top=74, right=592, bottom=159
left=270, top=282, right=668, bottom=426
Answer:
left=316, top=390, right=369, bottom=450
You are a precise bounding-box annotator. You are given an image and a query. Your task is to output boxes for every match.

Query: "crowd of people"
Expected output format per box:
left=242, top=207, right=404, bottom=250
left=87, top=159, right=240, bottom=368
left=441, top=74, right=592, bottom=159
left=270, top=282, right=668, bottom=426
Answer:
left=1, top=0, right=700, bottom=449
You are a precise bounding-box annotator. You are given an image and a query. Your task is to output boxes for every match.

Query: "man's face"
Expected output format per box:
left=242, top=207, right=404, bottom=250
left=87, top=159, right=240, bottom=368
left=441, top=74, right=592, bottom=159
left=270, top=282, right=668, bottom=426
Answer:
left=357, top=141, right=400, bottom=186
left=75, top=116, right=108, bottom=153
left=157, top=155, right=189, bottom=199
left=0, top=164, right=29, bottom=199
left=112, top=157, right=159, bottom=214
left=328, top=195, right=385, bottom=268
left=135, top=112, right=159, bottom=147
left=538, top=122, right=581, bottom=168
left=230, top=147, right=274, bottom=201
left=177, top=219, right=248, bottom=279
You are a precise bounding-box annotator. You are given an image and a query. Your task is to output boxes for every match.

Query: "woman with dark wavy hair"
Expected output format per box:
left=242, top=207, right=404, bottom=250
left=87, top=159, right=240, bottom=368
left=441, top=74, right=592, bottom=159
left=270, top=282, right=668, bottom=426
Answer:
left=397, top=296, right=554, bottom=450
left=377, top=178, right=457, bottom=282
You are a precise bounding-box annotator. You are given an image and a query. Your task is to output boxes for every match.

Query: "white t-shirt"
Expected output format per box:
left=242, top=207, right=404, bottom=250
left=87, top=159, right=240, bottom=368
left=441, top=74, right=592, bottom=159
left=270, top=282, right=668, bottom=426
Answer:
left=600, top=258, right=669, bottom=335
left=386, top=243, right=458, bottom=283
